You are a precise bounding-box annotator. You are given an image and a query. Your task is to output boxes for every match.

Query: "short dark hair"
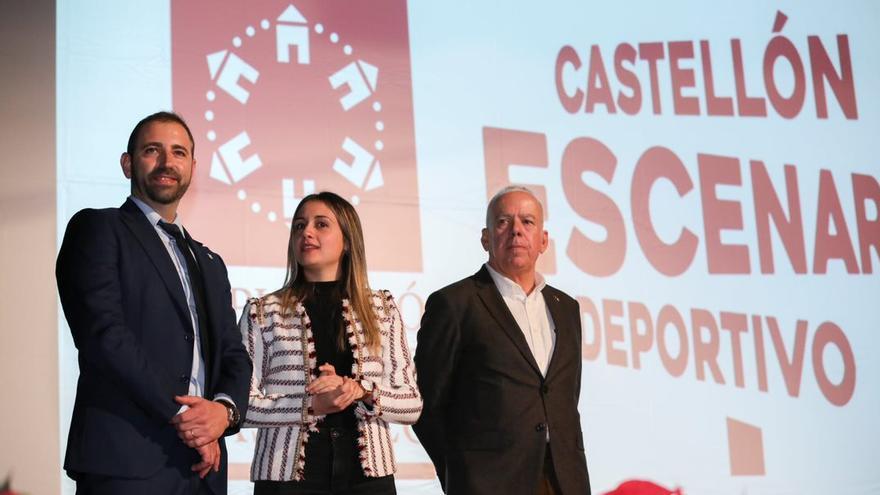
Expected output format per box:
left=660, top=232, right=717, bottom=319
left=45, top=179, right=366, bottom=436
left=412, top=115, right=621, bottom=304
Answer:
left=126, top=111, right=195, bottom=158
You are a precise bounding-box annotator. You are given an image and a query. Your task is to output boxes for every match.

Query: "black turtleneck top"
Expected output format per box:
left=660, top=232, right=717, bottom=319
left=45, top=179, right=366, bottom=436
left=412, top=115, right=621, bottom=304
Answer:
left=302, top=280, right=357, bottom=429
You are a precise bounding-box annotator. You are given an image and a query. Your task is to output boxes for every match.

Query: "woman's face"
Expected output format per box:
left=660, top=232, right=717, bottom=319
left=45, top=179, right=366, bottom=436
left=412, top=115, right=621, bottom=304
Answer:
left=291, top=200, right=346, bottom=281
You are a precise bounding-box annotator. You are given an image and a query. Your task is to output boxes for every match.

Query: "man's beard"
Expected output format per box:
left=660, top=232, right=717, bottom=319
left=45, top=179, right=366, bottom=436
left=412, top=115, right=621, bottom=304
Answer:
left=134, top=165, right=190, bottom=205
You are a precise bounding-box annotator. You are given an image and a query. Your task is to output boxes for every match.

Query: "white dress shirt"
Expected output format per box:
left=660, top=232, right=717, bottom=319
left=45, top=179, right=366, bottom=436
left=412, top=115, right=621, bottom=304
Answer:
left=485, top=263, right=556, bottom=376
left=130, top=196, right=206, bottom=408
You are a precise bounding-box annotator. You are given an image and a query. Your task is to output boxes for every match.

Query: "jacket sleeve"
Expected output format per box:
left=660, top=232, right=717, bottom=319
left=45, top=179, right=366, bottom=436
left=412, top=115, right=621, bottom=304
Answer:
left=355, top=292, right=423, bottom=425
left=239, top=299, right=319, bottom=428
left=55, top=209, right=180, bottom=422
left=412, top=290, right=463, bottom=489
left=209, top=253, right=253, bottom=434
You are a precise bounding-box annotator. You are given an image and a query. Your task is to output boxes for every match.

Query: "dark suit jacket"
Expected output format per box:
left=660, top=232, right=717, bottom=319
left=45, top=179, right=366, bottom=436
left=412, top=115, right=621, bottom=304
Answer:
left=56, top=198, right=252, bottom=493
left=413, top=266, right=590, bottom=494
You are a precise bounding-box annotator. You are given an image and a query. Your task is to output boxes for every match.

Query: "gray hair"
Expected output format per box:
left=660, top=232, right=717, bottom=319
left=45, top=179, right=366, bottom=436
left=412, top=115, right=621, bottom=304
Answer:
left=485, top=185, right=543, bottom=228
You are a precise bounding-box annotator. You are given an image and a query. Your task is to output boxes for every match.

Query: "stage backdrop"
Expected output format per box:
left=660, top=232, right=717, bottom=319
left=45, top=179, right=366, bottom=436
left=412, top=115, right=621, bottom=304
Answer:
left=57, top=1, right=879, bottom=494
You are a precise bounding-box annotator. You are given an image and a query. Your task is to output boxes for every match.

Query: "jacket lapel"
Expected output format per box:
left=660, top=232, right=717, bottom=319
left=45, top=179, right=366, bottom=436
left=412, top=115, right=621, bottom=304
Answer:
left=188, top=235, right=217, bottom=323
left=119, top=199, right=191, bottom=329
left=542, top=286, right=567, bottom=381
left=473, top=266, right=542, bottom=377
left=186, top=234, right=216, bottom=384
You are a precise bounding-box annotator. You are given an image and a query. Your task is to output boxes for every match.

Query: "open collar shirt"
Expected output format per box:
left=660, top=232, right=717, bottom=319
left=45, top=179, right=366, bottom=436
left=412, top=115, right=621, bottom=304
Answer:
left=485, top=263, right=556, bottom=376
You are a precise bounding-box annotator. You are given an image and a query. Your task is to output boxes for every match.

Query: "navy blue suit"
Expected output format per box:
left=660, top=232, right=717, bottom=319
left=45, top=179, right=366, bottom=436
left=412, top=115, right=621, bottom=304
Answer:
left=56, top=198, right=252, bottom=494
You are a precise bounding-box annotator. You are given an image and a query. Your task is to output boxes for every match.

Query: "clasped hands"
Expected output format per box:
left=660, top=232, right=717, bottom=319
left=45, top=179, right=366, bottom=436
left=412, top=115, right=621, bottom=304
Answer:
left=170, top=395, right=229, bottom=479
left=308, top=363, right=370, bottom=415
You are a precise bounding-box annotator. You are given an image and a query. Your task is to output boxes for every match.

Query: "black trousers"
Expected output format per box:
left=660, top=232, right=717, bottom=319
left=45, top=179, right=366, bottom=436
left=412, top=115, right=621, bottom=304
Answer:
left=74, top=469, right=212, bottom=495
left=255, top=426, right=396, bottom=495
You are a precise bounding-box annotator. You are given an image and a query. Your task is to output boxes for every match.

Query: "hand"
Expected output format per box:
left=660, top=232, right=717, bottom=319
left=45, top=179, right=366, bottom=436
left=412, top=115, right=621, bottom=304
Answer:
left=311, top=386, right=343, bottom=415
left=307, top=363, right=345, bottom=395
left=311, top=377, right=366, bottom=414
left=191, top=440, right=221, bottom=479
left=171, top=396, right=228, bottom=448
left=336, top=377, right=367, bottom=408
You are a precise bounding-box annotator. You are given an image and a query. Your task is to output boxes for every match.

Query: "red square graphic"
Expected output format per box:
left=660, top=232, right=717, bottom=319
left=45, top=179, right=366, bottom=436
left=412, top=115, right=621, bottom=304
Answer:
left=727, top=417, right=766, bottom=476
left=172, top=0, right=421, bottom=271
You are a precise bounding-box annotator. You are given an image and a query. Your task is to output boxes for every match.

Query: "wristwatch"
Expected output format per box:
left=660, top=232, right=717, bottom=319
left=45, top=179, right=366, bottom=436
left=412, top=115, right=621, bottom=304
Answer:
left=218, top=400, right=240, bottom=428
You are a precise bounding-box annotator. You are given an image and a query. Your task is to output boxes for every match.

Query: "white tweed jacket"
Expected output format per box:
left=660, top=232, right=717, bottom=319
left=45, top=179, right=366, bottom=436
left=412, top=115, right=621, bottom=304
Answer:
left=239, top=289, right=422, bottom=481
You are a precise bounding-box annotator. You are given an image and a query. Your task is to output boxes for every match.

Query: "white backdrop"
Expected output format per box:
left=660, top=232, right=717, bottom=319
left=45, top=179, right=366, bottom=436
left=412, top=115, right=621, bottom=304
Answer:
left=57, top=1, right=880, bottom=494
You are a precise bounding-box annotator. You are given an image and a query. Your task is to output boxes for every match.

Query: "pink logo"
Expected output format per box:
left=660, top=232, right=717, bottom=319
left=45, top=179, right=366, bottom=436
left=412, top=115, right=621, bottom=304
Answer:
left=172, top=1, right=421, bottom=271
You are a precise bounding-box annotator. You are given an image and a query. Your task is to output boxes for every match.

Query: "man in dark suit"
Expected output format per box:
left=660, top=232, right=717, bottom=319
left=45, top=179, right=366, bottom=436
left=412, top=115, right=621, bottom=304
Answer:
left=56, top=111, right=252, bottom=494
left=414, top=186, right=590, bottom=495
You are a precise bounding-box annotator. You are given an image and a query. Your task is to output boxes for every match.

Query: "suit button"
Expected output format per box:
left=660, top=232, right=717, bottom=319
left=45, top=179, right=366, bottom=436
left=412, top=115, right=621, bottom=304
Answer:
left=541, top=385, right=549, bottom=394
left=184, top=334, right=193, bottom=342
left=179, top=374, right=189, bottom=383
left=535, top=423, right=547, bottom=432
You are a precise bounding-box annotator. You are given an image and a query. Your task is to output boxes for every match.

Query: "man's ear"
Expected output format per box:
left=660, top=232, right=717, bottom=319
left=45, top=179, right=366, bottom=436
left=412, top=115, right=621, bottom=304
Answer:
left=480, top=228, right=490, bottom=252
left=120, top=153, right=132, bottom=179
left=539, top=230, right=549, bottom=254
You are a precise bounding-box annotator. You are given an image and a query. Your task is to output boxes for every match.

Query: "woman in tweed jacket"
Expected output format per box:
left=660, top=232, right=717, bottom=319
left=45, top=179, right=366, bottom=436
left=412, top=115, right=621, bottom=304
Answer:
left=239, top=191, right=422, bottom=494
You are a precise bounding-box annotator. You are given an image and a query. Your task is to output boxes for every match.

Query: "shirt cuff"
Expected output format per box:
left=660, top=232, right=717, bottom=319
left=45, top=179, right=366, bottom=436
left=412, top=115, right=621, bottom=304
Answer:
left=213, top=394, right=236, bottom=409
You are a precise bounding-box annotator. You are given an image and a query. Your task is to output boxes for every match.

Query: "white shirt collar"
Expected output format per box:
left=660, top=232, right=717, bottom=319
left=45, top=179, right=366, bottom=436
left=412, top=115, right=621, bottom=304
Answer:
left=485, top=263, right=546, bottom=299
left=129, top=195, right=184, bottom=230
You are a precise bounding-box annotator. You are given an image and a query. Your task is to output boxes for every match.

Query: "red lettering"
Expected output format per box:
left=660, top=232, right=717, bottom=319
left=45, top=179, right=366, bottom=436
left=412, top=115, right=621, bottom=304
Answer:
left=555, top=45, right=584, bottom=113
left=812, top=321, right=856, bottom=406
left=752, top=315, right=769, bottom=392
left=767, top=317, right=808, bottom=398
left=562, top=137, right=626, bottom=276
left=657, top=305, right=688, bottom=377
left=578, top=296, right=602, bottom=361
left=638, top=42, right=665, bottom=115
left=851, top=173, right=880, bottom=273
left=691, top=308, right=725, bottom=384
left=763, top=35, right=807, bottom=119
left=631, top=146, right=698, bottom=275
left=604, top=299, right=627, bottom=367
left=720, top=312, right=748, bottom=388
left=586, top=45, right=616, bottom=114
left=669, top=41, right=700, bottom=115
left=809, top=35, right=858, bottom=119
left=614, top=43, right=641, bottom=115
left=482, top=127, right=548, bottom=201
left=731, top=39, right=767, bottom=117
left=573, top=294, right=854, bottom=408
left=813, top=169, right=859, bottom=273
left=700, top=40, right=734, bottom=116
left=482, top=127, right=557, bottom=274
left=699, top=154, right=750, bottom=273
left=628, top=301, right=654, bottom=369
left=750, top=161, right=807, bottom=273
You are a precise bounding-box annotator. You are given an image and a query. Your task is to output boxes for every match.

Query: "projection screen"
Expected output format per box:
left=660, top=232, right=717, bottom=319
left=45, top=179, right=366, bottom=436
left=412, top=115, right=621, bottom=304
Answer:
left=56, top=1, right=879, bottom=494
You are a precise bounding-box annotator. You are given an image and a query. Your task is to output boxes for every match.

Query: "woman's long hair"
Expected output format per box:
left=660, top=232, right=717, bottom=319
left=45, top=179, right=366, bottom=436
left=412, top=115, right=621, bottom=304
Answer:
left=276, top=191, right=380, bottom=351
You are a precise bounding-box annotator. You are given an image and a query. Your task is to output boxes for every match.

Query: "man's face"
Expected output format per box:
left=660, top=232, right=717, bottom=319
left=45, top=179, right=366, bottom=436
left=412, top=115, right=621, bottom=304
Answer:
left=121, top=120, right=195, bottom=209
left=481, top=191, right=549, bottom=278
